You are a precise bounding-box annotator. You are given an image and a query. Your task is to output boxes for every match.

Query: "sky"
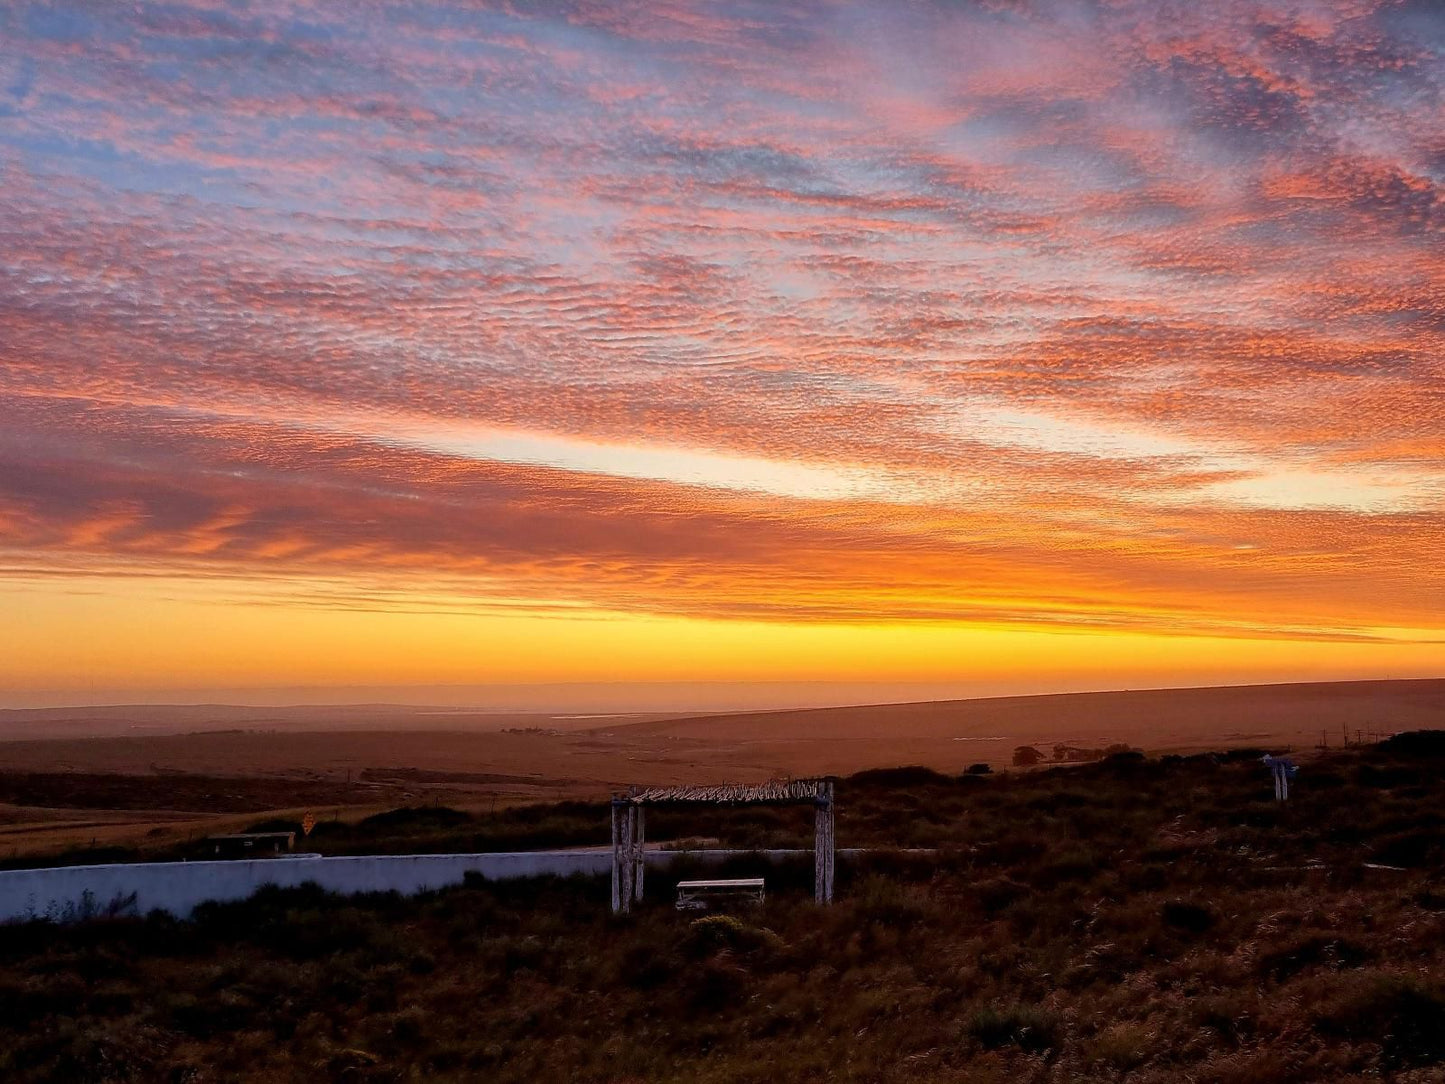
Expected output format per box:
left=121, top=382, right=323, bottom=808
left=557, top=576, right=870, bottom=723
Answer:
left=0, top=0, right=1442, bottom=708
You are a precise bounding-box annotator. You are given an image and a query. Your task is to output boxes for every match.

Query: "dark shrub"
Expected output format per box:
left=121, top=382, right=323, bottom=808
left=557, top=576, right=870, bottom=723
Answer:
left=1127, top=863, right=1170, bottom=892
left=617, top=941, right=675, bottom=990
left=975, top=876, right=1027, bottom=915
left=0, top=974, right=89, bottom=1027
left=849, top=765, right=951, bottom=787
left=1220, top=748, right=1268, bottom=762
left=1028, top=790, right=1087, bottom=811
left=1181, top=753, right=1221, bottom=766
left=1358, top=764, right=1421, bottom=788
left=359, top=806, right=472, bottom=831
left=1415, top=888, right=1445, bottom=912
left=1029, top=848, right=1103, bottom=889
left=1098, top=751, right=1148, bottom=774
left=852, top=876, right=933, bottom=932
left=1373, top=830, right=1445, bottom=869
left=687, top=957, right=748, bottom=1012
left=965, top=763, right=992, bottom=776
left=1315, top=976, right=1445, bottom=1067
left=1379, top=731, right=1445, bottom=758
left=976, top=835, right=1047, bottom=867
left=1258, top=934, right=1369, bottom=981
left=967, top=1003, right=1061, bottom=1053
left=1161, top=900, right=1215, bottom=934
left=1191, top=996, right=1255, bottom=1046
left=325, top=1048, right=383, bottom=1079
left=853, top=847, right=941, bottom=883
left=681, top=915, right=782, bottom=960
left=498, top=935, right=546, bottom=976
left=167, top=991, right=254, bottom=1038
left=391, top=1006, right=427, bottom=1045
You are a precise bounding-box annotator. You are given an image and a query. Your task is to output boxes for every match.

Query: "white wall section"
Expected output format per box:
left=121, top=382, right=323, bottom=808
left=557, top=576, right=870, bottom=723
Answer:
left=0, top=849, right=827, bottom=922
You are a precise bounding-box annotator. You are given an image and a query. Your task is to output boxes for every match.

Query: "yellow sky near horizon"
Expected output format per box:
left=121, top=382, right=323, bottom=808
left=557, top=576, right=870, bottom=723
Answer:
left=4, top=575, right=1441, bottom=707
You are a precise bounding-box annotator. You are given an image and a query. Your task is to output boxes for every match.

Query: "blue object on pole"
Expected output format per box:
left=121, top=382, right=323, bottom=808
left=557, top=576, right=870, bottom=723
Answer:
left=1262, top=754, right=1297, bottom=800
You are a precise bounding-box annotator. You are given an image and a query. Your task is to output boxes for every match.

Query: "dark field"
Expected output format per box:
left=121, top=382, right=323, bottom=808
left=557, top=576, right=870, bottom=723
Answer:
left=0, top=771, right=425, bottom=815
left=6, top=739, right=1445, bottom=1082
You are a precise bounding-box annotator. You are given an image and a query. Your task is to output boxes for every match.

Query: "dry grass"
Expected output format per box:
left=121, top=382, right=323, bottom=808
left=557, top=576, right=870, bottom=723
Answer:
left=5, top=740, right=1445, bottom=1081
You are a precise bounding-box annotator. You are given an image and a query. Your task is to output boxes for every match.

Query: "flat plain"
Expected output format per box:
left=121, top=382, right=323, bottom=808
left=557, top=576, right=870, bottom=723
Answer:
left=1, top=678, right=1442, bottom=861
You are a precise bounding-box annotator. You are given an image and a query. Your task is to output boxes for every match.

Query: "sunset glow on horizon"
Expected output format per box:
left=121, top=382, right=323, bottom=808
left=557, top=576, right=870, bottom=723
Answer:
left=2, top=1, right=1443, bottom=705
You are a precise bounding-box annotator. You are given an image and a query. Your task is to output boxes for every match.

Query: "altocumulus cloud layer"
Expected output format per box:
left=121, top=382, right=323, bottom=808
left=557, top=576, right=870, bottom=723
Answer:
left=0, top=0, right=1442, bottom=640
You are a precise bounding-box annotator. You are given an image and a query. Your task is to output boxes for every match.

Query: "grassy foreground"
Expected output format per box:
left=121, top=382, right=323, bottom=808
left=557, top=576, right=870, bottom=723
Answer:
left=5, top=738, right=1445, bottom=1082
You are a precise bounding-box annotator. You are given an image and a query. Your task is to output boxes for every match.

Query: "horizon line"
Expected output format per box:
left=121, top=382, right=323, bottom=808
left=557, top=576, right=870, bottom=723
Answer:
left=4, top=674, right=1441, bottom=715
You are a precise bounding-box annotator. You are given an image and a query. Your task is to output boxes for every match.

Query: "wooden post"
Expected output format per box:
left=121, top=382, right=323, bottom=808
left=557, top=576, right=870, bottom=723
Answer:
left=824, top=781, right=835, bottom=903
left=633, top=806, right=646, bottom=903
left=814, top=781, right=835, bottom=904
left=610, top=798, right=622, bottom=914
left=622, top=804, right=638, bottom=913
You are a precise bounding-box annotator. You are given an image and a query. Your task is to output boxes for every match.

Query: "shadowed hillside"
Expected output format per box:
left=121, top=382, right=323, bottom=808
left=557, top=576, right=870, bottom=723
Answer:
left=599, top=678, right=1445, bottom=749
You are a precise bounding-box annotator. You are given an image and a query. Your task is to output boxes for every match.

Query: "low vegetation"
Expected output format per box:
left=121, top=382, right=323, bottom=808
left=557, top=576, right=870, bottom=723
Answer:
left=5, top=739, right=1445, bottom=1081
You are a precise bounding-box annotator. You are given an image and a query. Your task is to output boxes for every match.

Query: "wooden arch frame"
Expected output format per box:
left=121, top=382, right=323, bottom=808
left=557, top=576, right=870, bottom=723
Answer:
left=610, top=779, right=836, bottom=914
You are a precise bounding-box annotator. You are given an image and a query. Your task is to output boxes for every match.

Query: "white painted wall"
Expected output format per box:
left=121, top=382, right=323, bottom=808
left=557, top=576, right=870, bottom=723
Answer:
left=0, top=848, right=824, bottom=923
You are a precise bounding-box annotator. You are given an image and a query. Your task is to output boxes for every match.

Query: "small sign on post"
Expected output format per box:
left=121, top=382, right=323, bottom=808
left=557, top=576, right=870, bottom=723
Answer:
left=302, top=811, right=317, bottom=837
